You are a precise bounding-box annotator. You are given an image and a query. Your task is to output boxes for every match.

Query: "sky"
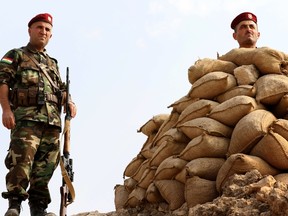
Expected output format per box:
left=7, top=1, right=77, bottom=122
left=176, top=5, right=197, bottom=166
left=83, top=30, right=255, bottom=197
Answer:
left=0, top=0, right=288, bottom=215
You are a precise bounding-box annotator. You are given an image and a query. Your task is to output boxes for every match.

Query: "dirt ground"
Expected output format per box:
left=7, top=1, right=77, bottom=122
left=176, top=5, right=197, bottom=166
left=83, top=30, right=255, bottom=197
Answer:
left=72, top=170, right=288, bottom=216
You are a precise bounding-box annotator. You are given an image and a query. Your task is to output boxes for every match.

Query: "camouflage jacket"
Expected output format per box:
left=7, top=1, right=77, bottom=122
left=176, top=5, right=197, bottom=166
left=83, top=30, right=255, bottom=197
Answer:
left=0, top=43, right=65, bottom=128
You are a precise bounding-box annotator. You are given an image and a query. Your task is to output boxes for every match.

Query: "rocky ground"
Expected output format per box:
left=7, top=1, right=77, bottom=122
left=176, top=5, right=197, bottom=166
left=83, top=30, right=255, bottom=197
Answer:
left=72, top=170, right=288, bottom=216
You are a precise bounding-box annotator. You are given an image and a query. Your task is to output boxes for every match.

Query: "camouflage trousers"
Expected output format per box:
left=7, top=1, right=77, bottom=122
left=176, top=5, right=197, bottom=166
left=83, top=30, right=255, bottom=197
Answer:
left=2, top=120, right=61, bottom=205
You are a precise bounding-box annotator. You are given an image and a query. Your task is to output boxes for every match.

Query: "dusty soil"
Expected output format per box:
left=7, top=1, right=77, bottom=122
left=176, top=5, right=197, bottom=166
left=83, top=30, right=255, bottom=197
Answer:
left=72, top=170, right=288, bottom=216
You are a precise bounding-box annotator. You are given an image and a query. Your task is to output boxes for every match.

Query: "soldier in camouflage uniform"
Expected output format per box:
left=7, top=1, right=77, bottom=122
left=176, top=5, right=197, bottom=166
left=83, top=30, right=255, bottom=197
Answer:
left=0, top=13, right=77, bottom=216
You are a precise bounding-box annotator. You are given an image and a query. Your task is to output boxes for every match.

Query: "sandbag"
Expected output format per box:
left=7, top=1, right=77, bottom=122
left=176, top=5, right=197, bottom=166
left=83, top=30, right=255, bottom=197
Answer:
left=273, top=94, right=288, bottom=118
left=216, top=85, right=256, bottom=103
left=168, top=95, right=199, bottom=114
left=188, top=71, right=237, bottom=99
left=271, top=119, right=288, bottom=140
left=177, top=117, right=233, bottom=140
left=154, top=156, right=188, bottom=180
left=218, top=47, right=288, bottom=75
left=250, top=131, right=288, bottom=170
left=274, top=173, right=288, bottom=184
left=123, top=154, right=146, bottom=178
left=114, top=184, right=129, bottom=210
left=233, top=64, right=259, bottom=85
left=185, top=176, right=218, bottom=208
left=149, top=140, right=187, bottom=167
left=188, top=58, right=237, bottom=84
left=154, top=180, right=185, bottom=211
left=125, top=186, right=146, bottom=207
left=137, top=166, right=157, bottom=189
left=209, top=95, right=264, bottom=127
left=150, top=111, right=180, bottom=147
left=131, top=159, right=150, bottom=182
left=145, top=182, right=164, bottom=203
left=124, top=178, right=137, bottom=193
left=255, top=74, right=288, bottom=105
left=228, top=110, right=276, bottom=156
left=154, top=128, right=190, bottom=146
left=183, top=157, right=225, bottom=181
left=176, top=99, right=219, bottom=126
left=137, top=114, right=170, bottom=136
left=140, top=134, right=157, bottom=159
left=216, top=153, right=280, bottom=193
left=178, top=133, right=229, bottom=161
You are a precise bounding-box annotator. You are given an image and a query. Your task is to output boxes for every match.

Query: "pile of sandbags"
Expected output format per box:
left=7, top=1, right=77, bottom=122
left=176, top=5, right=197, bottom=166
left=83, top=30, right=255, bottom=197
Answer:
left=114, top=47, right=288, bottom=212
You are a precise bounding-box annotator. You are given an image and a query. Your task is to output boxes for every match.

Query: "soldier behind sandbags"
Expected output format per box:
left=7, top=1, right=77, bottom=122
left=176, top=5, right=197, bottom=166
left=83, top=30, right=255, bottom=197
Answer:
left=0, top=13, right=77, bottom=216
left=231, top=12, right=260, bottom=48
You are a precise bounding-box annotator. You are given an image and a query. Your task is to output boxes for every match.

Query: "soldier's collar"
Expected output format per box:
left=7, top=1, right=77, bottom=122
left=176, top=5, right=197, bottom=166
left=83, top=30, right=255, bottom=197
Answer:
left=25, top=43, right=47, bottom=55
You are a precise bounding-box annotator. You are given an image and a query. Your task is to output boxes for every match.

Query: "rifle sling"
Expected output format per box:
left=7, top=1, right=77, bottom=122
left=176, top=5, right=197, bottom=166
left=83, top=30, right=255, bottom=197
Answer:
left=60, top=158, right=75, bottom=204
left=22, top=49, right=60, bottom=90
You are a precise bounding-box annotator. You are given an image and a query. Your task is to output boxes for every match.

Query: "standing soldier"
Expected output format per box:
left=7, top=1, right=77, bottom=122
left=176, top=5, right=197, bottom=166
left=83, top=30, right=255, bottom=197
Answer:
left=0, top=13, right=77, bottom=216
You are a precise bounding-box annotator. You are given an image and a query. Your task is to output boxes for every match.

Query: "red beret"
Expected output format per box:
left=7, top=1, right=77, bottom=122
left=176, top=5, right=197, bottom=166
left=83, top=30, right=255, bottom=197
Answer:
left=231, top=12, right=257, bottom=29
left=28, top=13, right=53, bottom=27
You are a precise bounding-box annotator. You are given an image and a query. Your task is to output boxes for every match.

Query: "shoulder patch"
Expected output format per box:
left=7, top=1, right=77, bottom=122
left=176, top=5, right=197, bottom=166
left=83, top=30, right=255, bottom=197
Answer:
left=0, top=57, right=13, bottom=64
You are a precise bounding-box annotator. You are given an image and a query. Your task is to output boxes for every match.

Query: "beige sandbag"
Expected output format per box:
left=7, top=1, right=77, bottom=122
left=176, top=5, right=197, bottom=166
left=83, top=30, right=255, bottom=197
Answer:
left=250, top=131, right=288, bottom=170
left=176, top=99, right=219, bottom=126
left=177, top=117, right=233, bottom=140
left=168, top=95, right=199, bottom=114
left=218, top=47, right=288, bottom=75
left=154, top=156, right=188, bottom=180
left=124, top=178, right=137, bottom=193
left=216, top=85, right=256, bottom=103
left=149, top=140, right=187, bottom=167
left=274, top=173, right=288, bottom=184
left=154, top=180, right=185, bottom=211
left=137, top=114, right=170, bottom=136
left=188, top=58, right=237, bottom=84
left=188, top=71, right=237, bottom=99
left=271, top=119, right=288, bottom=140
left=228, top=110, right=276, bottom=156
left=123, top=154, right=146, bottom=178
left=216, top=153, right=280, bottom=192
left=273, top=94, right=288, bottom=118
left=140, top=135, right=157, bottom=159
left=255, top=74, right=288, bottom=105
left=154, top=128, right=190, bottom=147
left=114, top=184, right=129, bottom=211
left=131, top=159, right=150, bottom=182
left=233, top=64, right=259, bottom=85
left=184, top=157, right=225, bottom=181
left=125, top=186, right=146, bottom=208
left=137, top=166, right=157, bottom=189
left=145, top=182, right=164, bottom=203
left=150, top=111, right=180, bottom=147
left=209, top=95, right=264, bottom=127
left=185, top=176, right=218, bottom=208
left=178, top=133, right=229, bottom=161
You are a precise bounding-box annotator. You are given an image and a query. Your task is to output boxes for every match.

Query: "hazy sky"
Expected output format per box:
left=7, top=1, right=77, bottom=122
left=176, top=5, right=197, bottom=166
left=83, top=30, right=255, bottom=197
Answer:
left=0, top=0, right=287, bottom=215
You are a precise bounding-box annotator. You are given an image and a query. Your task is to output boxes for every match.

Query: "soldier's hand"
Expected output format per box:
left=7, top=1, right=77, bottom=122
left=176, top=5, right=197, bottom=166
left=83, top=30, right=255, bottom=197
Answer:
left=2, top=109, right=16, bottom=129
left=64, top=101, right=77, bottom=118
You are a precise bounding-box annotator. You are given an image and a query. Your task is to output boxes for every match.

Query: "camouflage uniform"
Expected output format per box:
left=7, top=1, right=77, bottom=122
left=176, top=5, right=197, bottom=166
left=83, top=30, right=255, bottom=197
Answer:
left=0, top=42, right=65, bottom=206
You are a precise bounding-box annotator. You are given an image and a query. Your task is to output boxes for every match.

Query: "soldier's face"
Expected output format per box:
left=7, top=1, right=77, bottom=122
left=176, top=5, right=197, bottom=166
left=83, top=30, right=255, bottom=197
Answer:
left=28, top=21, right=52, bottom=50
left=232, top=20, right=260, bottom=48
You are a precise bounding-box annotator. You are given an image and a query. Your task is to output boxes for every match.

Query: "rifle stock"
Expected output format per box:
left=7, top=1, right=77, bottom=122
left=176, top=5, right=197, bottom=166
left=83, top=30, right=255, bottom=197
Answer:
left=60, top=67, right=75, bottom=216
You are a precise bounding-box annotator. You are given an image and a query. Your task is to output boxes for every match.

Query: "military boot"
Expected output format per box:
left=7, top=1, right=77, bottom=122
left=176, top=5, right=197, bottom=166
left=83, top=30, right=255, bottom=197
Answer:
left=5, top=197, right=21, bottom=216
left=29, top=201, right=56, bottom=216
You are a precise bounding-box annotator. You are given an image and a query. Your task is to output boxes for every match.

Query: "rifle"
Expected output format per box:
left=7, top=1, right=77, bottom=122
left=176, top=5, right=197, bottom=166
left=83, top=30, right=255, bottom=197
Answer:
left=60, top=67, right=75, bottom=216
